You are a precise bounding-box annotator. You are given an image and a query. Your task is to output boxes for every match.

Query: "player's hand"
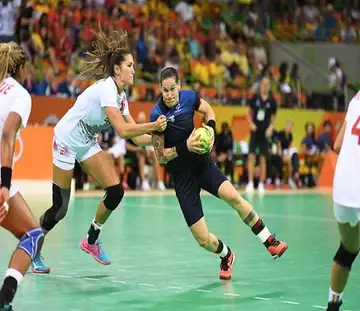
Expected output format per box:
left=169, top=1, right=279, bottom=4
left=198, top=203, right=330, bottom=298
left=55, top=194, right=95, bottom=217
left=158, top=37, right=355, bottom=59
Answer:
left=250, top=123, right=257, bottom=131
left=186, top=129, right=207, bottom=154
left=265, top=126, right=273, bottom=137
left=0, top=187, right=10, bottom=224
left=202, top=123, right=215, bottom=151
left=154, top=115, right=167, bottom=132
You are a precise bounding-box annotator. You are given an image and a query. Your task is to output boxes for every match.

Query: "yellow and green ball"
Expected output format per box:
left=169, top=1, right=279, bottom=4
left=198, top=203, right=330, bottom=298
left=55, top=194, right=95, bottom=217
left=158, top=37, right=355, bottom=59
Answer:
left=195, top=127, right=213, bottom=152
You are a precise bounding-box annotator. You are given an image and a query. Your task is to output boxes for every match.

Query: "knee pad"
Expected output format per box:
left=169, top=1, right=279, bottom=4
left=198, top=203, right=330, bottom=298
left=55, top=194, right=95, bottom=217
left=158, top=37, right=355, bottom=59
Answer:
left=333, top=243, right=359, bottom=271
left=103, top=183, right=124, bottom=211
left=17, top=228, right=44, bottom=260
left=40, top=183, right=71, bottom=231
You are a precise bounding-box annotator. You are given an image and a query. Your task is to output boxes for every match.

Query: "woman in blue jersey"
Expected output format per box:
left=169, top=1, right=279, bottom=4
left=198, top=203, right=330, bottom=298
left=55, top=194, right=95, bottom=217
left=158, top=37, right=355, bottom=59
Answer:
left=150, top=67, right=288, bottom=280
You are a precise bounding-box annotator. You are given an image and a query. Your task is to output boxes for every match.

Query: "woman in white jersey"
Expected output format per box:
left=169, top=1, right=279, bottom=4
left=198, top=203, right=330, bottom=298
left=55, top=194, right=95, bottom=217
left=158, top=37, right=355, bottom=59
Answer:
left=0, top=42, right=45, bottom=311
left=327, top=92, right=360, bottom=311
left=31, top=28, right=167, bottom=273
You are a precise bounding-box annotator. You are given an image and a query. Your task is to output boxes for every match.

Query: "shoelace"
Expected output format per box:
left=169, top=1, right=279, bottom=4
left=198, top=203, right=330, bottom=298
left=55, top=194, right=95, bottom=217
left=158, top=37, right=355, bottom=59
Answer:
left=220, top=255, right=230, bottom=271
left=269, top=234, right=280, bottom=246
left=34, top=255, right=45, bottom=265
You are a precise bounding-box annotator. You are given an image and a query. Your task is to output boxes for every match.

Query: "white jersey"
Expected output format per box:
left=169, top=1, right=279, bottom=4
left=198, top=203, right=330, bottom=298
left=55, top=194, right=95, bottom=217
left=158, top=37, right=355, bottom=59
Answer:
left=0, top=76, right=32, bottom=167
left=54, top=77, right=129, bottom=148
left=333, top=91, right=360, bottom=208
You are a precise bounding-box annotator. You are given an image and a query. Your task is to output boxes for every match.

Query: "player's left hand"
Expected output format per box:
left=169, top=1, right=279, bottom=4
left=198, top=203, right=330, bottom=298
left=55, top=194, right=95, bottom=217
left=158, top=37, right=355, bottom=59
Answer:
left=0, top=187, right=10, bottom=224
left=202, top=123, right=215, bottom=151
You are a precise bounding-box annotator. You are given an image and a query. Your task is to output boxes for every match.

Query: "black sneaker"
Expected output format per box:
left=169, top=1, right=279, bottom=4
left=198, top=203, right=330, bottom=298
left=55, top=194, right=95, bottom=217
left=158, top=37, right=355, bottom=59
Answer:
left=327, top=301, right=342, bottom=311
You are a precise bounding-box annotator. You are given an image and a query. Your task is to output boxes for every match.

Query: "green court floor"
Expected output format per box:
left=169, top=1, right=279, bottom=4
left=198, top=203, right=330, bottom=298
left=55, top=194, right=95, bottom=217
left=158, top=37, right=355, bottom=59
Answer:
left=1, top=192, right=359, bottom=311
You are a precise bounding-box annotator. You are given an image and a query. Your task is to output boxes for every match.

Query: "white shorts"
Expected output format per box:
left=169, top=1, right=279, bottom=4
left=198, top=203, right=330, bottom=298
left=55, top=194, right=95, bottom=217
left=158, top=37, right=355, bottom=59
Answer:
left=108, top=137, right=126, bottom=159
left=52, top=136, right=102, bottom=170
left=334, top=203, right=360, bottom=227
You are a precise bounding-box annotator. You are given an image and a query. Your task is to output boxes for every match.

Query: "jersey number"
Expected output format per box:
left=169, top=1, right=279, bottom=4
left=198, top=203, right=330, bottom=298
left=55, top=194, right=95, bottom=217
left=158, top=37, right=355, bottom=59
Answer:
left=351, top=116, right=360, bottom=145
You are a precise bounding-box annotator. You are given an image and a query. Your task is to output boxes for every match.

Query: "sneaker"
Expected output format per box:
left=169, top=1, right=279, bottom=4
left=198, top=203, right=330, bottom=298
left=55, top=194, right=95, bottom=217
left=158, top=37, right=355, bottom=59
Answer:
left=266, top=235, right=288, bottom=259
left=141, top=180, right=151, bottom=191
left=327, top=301, right=342, bottom=311
left=258, top=182, right=265, bottom=193
left=157, top=181, right=166, bottom=191
left=245, top=182, right=254, bottom=193
left=0, top=304, right=13, bottom=311
left=80, top=237, right=111, bottom=265
left=31, top=254, right=50, bottom=274
left=219, top=251, right=235, bottom=280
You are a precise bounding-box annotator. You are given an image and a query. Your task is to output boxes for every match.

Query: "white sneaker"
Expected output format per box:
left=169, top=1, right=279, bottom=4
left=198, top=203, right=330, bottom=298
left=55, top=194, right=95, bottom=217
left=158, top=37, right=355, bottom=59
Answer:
left=245, top=181, right=254, bottom=193
left=141, top=180, right=151, bottom=191
left=258, top=182, right=265, bottom=193
left=157, top=181, right=166, bottom=191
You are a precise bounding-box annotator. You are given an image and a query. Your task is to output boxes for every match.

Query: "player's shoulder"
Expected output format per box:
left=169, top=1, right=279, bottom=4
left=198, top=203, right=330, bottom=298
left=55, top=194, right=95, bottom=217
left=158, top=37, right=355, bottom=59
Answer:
left=8, top=77, right=31, bottom=102
left=179, top=89, right=196, bottom=101
left=348, top=91, right=360, bottom=110
left=95, top=77, right=117, bottom=95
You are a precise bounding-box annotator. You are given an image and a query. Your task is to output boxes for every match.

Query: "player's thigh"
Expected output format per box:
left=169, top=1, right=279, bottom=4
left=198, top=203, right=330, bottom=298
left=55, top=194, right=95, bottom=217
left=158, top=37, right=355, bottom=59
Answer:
left=52, top=136, right=75, bottom=189
left=1, top=192, right=39, bottom=238
left=174, top=171, right=203, bottom=227
left=334, top=203, right=360, bottom=252
left=80, top=149, right=120, bottom=188
left=198, top=160, right=228, bottom=198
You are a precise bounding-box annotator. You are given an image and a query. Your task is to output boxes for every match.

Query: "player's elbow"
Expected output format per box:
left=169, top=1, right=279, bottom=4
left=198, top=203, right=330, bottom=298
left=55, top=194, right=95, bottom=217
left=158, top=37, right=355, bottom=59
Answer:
left=333, top=141, right=341, bottom=153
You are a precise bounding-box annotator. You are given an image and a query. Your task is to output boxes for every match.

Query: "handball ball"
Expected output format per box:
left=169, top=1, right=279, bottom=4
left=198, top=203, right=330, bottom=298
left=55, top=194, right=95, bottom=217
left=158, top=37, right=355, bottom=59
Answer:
left=195, top=127, right=213, bottom=152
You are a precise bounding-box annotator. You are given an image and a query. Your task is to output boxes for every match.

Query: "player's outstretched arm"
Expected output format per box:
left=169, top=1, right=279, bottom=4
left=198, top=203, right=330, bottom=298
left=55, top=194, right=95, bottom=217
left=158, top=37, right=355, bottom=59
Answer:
left=106, top=107, right=167, bottom=138
left=334, top=121, right=346, bottom=153
left=123, top=114, right=152, bottom=146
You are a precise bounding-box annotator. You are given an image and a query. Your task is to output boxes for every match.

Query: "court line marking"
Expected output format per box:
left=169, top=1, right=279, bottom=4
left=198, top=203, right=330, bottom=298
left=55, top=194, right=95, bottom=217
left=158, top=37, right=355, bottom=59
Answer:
left=282, top=301, right=300, bottom=305
left=254, top=296, right=270, bottom=301
left=47, top=274, right=354, bottom=310
left=224, top=293, right=241, bottom=297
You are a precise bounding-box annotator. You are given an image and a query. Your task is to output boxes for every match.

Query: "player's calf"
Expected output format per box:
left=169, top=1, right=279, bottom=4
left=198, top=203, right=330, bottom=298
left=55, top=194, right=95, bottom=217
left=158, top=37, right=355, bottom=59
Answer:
left=1, top=228, right=44, bottom=308
left=40, top=183, right=71, bottom=232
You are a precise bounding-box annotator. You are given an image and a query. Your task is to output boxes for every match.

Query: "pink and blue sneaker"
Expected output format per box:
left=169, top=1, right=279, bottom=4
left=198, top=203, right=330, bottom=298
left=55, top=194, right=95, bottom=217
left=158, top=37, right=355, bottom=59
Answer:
left=80, top=237, right=111, bottom=265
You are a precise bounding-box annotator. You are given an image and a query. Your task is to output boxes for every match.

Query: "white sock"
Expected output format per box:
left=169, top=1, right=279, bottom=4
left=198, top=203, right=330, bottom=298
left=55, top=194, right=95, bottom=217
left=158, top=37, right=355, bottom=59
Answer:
left=92, top=219, right=103, bottom=231
left=5, top=268, right=23, bottom=285
left=257, top=227, right=271, bottom=243
left=329, top=287, right=343, bottom=303
left=219, top=244, right=229, bottom=258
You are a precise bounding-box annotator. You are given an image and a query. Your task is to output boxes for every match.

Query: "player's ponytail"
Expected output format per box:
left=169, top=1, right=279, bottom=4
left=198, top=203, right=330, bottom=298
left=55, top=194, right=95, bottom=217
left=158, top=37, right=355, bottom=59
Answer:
left=0, top=42, right=26, bottom=83
left=81, top=26, right=131, bottom=79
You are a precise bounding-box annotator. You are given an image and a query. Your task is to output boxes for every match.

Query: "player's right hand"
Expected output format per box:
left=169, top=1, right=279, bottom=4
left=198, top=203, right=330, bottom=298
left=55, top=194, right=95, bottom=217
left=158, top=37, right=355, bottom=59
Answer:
left=155, top=115, right=167, bottom=132
left=186, top=129, right=207, bottom=154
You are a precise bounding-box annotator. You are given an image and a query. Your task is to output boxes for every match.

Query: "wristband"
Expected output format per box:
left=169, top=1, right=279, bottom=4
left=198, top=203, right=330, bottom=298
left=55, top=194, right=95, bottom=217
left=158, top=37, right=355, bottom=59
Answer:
left=175, top=141, right=189, bottom=156
left=1, top=167, right=12, bottom=190
left=207, top=120, right=216, bottom=132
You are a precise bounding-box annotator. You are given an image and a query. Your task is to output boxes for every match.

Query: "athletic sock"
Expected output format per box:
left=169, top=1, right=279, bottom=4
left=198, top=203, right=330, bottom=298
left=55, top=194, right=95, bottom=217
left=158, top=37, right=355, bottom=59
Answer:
left=87, top=219, right=103, bottom=244
left=328, top=287, right=343, bottom=303
left=0, top=275, right=19, bottom=308
left=215, top=239, right=231, bottom=258
left=251, top=219, right=271, bottom=246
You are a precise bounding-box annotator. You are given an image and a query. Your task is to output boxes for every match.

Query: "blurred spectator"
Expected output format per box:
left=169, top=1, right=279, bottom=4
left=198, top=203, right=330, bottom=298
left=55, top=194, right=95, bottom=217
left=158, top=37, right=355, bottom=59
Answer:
left=37, top=67, right=57, bottom=96
left=317, top=120, right=333, bottom=154
left=0, top=0, right=20, bottom=43
left=267, top=130, right=283, bottom=188
left=142, top=48, right=159, bottom=83
left=328, top=57, right=346, bottom=111
left=216, top=122, right=234, bottom=183
left=23, top=63, right=37, bottom=94
left=56, top=69, right=81, bottom=98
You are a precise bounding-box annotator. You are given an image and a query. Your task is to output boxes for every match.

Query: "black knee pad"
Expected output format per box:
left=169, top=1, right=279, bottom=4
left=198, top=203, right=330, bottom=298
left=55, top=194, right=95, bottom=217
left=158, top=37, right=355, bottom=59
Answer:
left=103, top=183, right=124, bottom=211
left=40, top=183, right=71, bottom=231
left=333, top=243, right=359, bottom=271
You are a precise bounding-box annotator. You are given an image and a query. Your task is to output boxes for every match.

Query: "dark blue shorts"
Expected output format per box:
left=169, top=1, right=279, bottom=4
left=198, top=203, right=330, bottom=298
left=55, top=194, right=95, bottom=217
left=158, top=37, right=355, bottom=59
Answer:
left=173, top=160, right=228, bottom=226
